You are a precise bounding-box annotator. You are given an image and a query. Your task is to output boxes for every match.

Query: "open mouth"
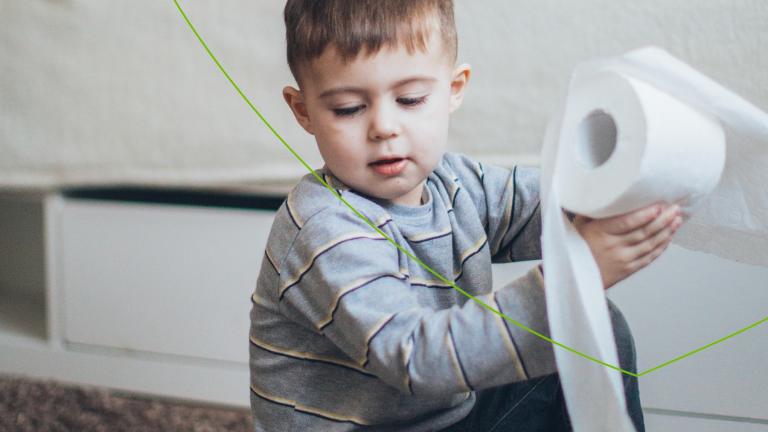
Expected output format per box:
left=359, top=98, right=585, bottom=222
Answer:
left=369, top=157, right=408, bottom=176
left=370, top=157, right=405, bottom=165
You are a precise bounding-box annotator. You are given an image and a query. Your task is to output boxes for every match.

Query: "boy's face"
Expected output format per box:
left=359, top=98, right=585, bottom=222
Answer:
left=284, top=33, right=470, bottom=206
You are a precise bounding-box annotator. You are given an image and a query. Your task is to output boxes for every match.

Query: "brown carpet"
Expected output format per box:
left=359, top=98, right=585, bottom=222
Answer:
left=0, top=375, right=253, bottom=431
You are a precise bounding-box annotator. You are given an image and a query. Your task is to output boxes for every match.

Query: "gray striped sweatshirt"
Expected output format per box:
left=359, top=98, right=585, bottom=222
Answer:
left=249, top=152, right=555, bottom=431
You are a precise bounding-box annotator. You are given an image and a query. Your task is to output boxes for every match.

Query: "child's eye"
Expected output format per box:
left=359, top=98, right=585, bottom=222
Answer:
left=333, top=105, right=364, bottom=117
left=397, top=95, right=428, bottom=107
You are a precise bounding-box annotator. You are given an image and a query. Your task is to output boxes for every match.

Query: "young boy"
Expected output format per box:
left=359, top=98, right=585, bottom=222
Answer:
left=249, top=1, right=682, bottom=430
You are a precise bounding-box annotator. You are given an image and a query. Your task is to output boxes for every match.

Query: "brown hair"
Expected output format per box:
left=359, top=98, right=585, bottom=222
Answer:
left=284, top=0, right=457, bottom=84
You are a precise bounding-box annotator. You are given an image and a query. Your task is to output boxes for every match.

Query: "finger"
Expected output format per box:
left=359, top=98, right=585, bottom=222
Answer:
left=626, top=214, right=680, bottom=259
left=627, top=236, right=672, bottom=273
left=599, top=204, right=664, bottom=235
left=624, top=204, right=681, bottom=246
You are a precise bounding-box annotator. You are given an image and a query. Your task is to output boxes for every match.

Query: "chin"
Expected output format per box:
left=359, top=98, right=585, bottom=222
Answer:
left=373, top=189, right=409, bottom=202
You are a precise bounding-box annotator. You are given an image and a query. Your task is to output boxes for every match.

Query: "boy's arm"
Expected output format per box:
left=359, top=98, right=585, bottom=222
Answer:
left=277, top=208, right=555, bottom=397
left=443, top=153, right=541, bottom=264
left=442, top=154, right=682, bottom=287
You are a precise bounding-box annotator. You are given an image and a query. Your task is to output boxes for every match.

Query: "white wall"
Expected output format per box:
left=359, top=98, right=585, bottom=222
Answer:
left=454, top=0, right=768, bottom=162
left=1, top=1, right=766, bottom=188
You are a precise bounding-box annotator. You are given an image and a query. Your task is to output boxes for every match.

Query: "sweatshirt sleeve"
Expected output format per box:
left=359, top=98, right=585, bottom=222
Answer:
left=276, top=206, right=556, bottom=398
left=443, top=152, right=542, bottom=263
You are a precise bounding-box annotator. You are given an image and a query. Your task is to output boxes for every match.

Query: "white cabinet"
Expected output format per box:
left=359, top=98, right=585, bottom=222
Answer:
left=59, top=199, right=274, bottom=363
left=0, top=189, right=281, bottom=407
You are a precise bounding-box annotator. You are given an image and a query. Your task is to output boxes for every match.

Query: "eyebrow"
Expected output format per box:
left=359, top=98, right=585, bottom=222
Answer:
left=318, top=76, right=438, bottom=99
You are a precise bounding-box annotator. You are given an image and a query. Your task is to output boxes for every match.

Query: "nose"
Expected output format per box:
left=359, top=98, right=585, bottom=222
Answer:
left=367, top=102, right=400, bottom=142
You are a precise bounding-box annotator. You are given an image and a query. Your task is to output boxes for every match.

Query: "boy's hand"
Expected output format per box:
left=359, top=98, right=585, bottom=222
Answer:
left=572, top=203, right=684, bottom=289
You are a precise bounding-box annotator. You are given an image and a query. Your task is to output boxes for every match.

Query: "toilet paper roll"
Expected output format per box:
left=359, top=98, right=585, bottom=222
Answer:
left=556, top=70, right=726, bottom=219
left=540, top=47, right=768, bottom=432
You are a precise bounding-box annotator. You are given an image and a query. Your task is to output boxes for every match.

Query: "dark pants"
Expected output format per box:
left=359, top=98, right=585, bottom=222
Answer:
left=442, top=299, right=645, bottom=432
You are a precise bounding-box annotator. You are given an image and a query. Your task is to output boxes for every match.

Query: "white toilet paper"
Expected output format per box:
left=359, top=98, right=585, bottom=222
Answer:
left=556, top=70, right=726, bottom=218
left=586, top=48, right=768, bottom=266
left=541, top=47, right=768, bottom=432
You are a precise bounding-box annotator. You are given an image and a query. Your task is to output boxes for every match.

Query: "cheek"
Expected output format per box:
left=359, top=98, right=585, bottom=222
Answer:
left=420, top=122, right=447, bottom=145
left=314, top=124, right=350, bottom=153
left=413, top=109, right=450, bottom=164
left=316, top=115, right=364, bottom=141
left=313, top=124, right=363, bottom=170
left=418, top=93, right=452, bottom=130
left=414, top=106, right=449, bottom=142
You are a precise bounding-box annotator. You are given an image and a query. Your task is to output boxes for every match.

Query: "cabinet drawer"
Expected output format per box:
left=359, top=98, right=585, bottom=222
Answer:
left=58, top=197, right=276, bottom=364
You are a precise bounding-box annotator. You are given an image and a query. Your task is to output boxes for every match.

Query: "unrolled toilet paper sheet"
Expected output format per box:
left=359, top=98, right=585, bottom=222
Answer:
left=541, top=47, right=768, bottom=432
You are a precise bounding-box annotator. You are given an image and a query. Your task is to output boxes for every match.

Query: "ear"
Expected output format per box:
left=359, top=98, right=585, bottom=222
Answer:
left=449, top=63, right=471, bottom=114
left=283, top=86, right=314, bottom=135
